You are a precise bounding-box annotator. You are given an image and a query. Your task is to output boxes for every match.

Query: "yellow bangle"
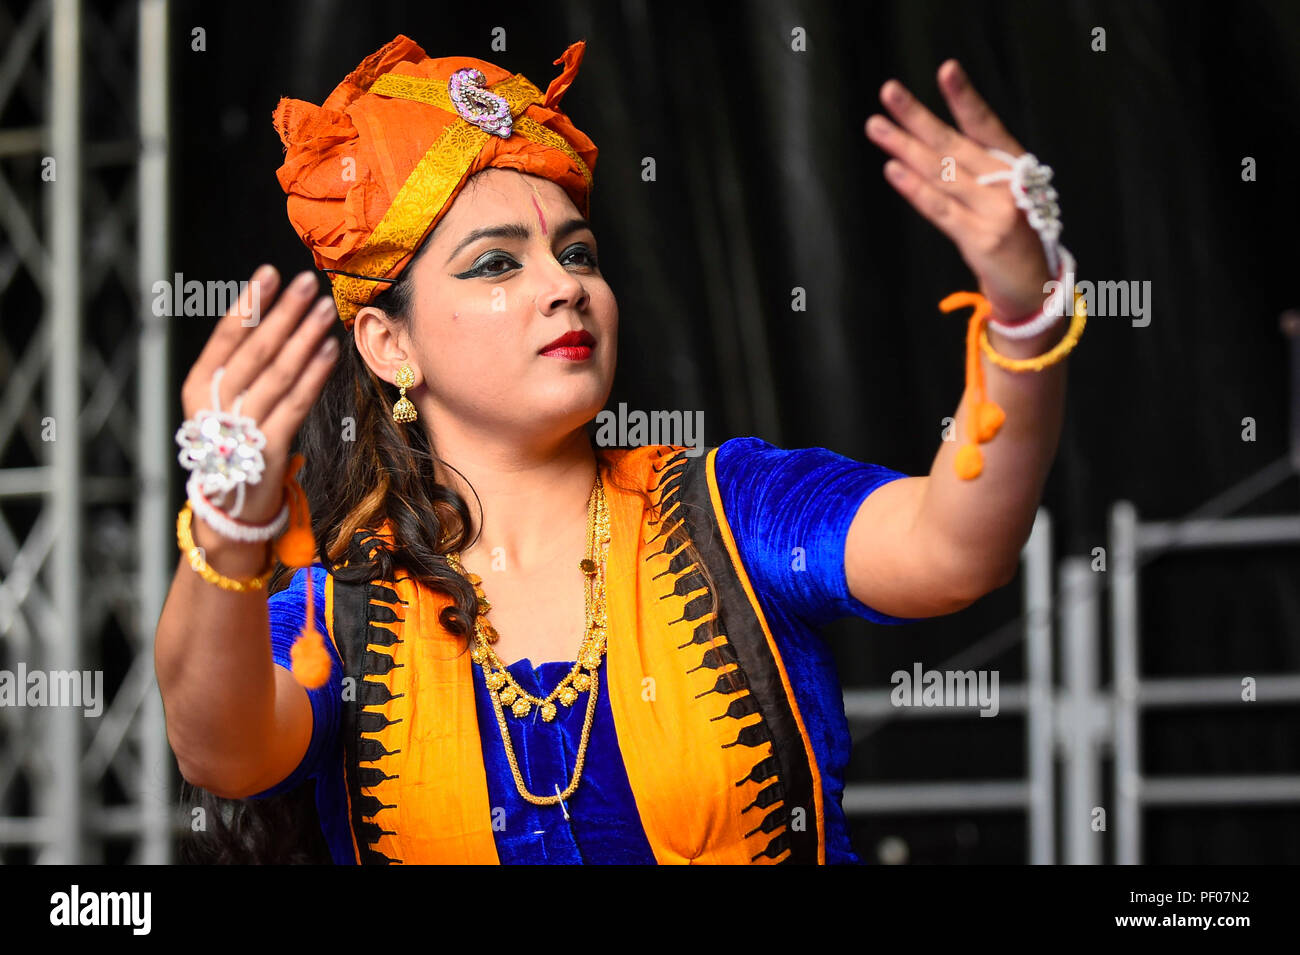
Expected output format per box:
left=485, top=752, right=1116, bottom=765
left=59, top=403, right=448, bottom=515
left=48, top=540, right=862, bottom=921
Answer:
left=176, top=502, right=274, bottom=592
left=980, top=290, right=1087, bottom=372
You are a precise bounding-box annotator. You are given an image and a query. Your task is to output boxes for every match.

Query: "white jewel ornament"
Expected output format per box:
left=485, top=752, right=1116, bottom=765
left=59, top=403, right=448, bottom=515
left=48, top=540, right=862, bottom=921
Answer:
left=174, top=366, right=268, bottom=518
left=447, top=68, right=514, bottom=138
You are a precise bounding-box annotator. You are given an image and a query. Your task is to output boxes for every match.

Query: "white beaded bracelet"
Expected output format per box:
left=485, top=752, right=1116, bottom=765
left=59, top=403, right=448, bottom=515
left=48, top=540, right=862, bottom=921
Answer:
left=186, top=472, right=290, bottom=543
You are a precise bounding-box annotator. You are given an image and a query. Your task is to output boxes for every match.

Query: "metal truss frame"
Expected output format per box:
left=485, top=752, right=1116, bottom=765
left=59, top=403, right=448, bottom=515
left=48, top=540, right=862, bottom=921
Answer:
left=0, top=0, right=171, bottom=864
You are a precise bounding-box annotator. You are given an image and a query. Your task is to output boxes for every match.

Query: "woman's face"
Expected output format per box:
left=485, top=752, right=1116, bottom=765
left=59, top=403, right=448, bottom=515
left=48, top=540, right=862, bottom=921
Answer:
left=357, top=167, right=617, bottom=449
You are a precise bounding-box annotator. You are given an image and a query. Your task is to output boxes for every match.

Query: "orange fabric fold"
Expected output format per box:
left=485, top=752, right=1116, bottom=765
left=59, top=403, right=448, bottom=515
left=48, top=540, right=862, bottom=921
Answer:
left=272, top=34, right=599, bottom=325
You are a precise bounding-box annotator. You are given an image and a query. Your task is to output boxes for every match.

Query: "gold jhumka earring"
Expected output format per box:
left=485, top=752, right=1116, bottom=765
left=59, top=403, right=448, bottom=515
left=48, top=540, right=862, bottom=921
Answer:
left=392, top=364, right=417, bottom=423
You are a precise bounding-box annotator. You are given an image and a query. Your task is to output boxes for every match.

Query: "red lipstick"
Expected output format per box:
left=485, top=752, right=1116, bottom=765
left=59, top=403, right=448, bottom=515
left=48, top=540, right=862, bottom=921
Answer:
left=539, top=329, right=596, bottom=361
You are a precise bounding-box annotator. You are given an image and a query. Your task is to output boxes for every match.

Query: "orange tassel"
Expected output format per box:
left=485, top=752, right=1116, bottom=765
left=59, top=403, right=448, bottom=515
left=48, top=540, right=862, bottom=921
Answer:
left=275, top=454, right=316, bottom=568
left=955, top=443, right=984, bottom=480
left=939, top=292, right=1006, bottom=481
left=976, top=400, right=1005, bottom=441
left=289, top=565, right=332, bottom=690
left=271, top=453, right=331, bottom=689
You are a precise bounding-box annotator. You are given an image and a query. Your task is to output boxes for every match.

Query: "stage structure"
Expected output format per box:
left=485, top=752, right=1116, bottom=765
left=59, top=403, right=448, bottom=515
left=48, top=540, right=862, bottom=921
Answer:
left=0, top=0, right=172, bottom=863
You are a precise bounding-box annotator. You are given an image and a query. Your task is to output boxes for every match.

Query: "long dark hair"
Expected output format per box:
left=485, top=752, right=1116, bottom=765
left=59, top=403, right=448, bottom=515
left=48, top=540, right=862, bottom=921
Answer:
left=179, top=173, right=720, bottom=863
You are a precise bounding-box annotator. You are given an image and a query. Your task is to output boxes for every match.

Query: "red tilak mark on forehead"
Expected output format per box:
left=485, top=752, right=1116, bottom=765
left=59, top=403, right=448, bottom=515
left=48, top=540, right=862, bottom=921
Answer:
left=530, top=194, right=548, bottom=236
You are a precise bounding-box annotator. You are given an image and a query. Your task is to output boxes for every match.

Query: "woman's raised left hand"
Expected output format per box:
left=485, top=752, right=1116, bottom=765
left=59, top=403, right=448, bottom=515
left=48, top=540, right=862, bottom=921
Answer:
left=864, top=59, right=1054, bottom=322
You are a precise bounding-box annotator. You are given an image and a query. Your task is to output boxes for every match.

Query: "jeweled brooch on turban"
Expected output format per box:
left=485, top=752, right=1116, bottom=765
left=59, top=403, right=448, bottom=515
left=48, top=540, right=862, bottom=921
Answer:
left=447, top=68, right=514, bottom=138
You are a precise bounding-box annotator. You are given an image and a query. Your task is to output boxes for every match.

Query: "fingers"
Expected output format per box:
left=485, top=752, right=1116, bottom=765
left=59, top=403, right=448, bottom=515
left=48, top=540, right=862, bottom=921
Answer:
left=865, top=63, right=1031, bottom=247
left=258, top=331, right=341, bottom=451
left=237, top=295, right=338, bottom=423
left=865, top=114, right=1004, bottom=218
left=178, top=264, right=341, bottom=527
left=216, top=270, right=323, bottom=403
left=184, top=265, right=280, bottom=409
left=881, top=158, right=982, bottom=251
left=878, top=78, right=1001, bottom=178
left=937, top=60, right=1023, bottom=154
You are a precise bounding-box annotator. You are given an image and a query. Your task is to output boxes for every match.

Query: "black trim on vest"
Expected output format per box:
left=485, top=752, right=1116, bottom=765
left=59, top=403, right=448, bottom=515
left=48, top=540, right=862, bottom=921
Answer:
left=649, top=447, right=820, bottom=864
left=331, top=530, right=408, bottom=865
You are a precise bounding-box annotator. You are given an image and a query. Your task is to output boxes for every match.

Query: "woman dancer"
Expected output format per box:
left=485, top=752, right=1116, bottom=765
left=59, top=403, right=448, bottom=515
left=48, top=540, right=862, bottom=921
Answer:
left=155, top=35, right=1083, bottom=864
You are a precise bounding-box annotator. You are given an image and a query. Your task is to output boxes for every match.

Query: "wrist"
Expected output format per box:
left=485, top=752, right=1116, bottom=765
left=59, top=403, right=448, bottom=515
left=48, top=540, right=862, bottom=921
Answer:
left=189, top=515, right=275, bottom=577
left=986, top=247, right=1077, bottom=339
left=985, top=314, right=1070, bottom=361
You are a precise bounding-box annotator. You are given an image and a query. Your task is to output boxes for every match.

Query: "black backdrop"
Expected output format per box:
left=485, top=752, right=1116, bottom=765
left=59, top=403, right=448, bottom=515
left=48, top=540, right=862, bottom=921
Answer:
left=167, top=0, right=1300, bottom=863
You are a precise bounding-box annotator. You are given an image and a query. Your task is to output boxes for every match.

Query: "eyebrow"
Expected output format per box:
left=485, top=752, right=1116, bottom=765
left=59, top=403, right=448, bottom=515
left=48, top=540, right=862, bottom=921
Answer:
left=444, top=218, right=593, bottom=265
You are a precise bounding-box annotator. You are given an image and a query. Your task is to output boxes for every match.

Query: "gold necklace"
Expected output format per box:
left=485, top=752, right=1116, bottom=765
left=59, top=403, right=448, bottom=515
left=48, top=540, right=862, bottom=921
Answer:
left=445, top=472, right=610, bottom=806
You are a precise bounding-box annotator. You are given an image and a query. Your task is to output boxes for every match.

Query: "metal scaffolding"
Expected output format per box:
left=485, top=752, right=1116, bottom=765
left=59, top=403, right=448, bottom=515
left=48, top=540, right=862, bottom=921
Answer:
left=841, top=507, right=1059, bottom=863
left=1109, top=485, right=1300, bottom=863
left=0, top=0, right=172, bottom=863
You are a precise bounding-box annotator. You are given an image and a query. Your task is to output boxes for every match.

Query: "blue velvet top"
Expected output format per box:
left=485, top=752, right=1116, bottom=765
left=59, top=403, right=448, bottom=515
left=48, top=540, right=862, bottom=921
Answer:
left=250, top=436, right=914, bottom=863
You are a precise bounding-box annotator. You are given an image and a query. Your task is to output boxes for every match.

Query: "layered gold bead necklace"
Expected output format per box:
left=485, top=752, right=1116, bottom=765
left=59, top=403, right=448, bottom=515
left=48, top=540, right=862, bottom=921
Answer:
left=444, top=472, right=610, bottom=806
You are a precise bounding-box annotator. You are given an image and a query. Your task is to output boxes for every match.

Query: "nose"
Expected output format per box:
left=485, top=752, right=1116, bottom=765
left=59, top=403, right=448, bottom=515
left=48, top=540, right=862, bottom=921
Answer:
left=536, top=255, right=589, bottom=316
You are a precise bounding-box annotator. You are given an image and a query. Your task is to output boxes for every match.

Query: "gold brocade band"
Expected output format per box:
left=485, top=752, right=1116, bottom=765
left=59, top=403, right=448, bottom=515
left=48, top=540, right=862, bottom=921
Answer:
left=369, top=73, right=592, bottom=193
left=330, top=72, right=595, bottom=324
left=980, top=290, right=1087, bottom=372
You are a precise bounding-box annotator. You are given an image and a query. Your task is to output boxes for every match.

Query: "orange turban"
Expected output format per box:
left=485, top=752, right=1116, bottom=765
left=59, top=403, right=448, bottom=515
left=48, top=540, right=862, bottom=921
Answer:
left=272, top=35, right=598, bottom=326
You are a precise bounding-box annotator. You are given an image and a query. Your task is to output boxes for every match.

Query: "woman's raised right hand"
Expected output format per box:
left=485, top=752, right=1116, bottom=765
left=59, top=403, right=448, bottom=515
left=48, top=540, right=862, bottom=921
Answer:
left=179, top=265, right=340, bottom=526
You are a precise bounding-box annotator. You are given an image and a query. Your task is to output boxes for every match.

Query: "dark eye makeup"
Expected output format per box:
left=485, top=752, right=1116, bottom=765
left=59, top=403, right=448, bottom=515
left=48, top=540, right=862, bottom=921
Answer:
left=454, top=243, right=598, bottom=280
